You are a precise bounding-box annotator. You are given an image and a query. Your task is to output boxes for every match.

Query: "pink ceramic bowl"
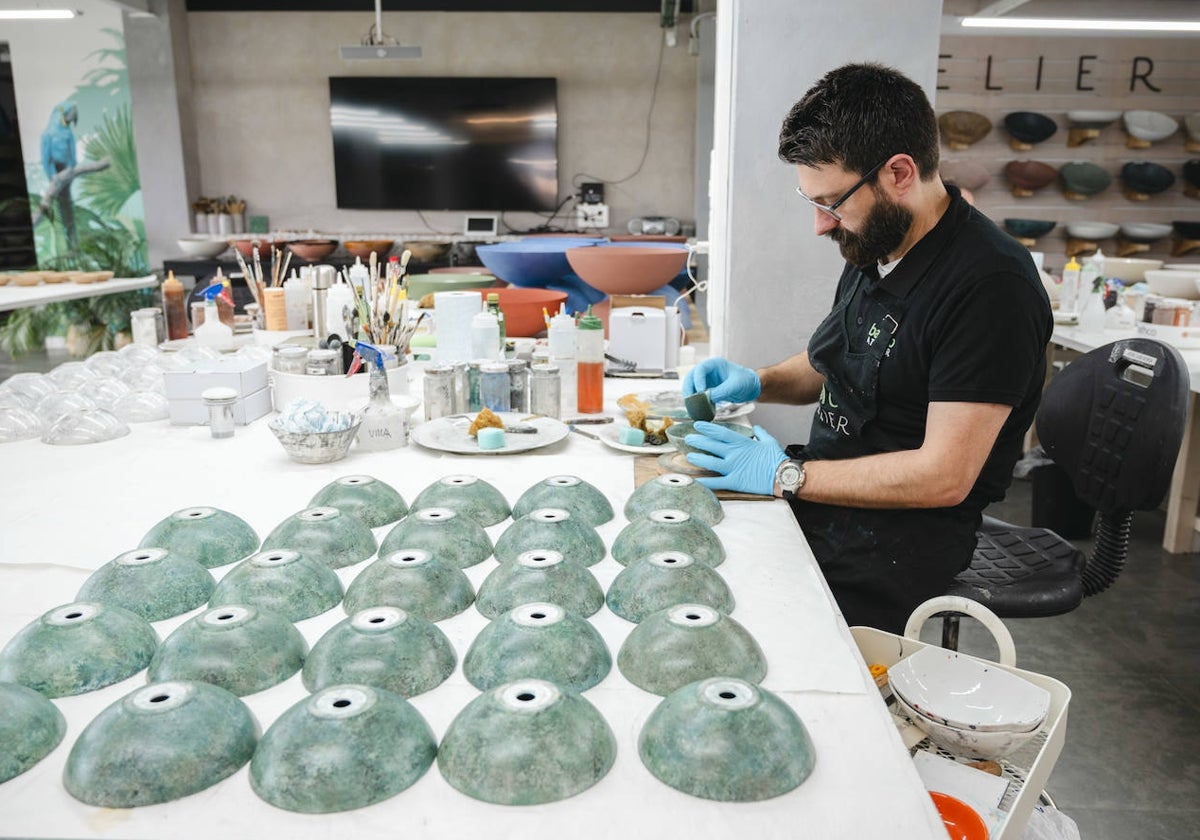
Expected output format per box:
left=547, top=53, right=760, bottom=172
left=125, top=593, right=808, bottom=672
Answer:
left=566, top=245, right=688, bottom=296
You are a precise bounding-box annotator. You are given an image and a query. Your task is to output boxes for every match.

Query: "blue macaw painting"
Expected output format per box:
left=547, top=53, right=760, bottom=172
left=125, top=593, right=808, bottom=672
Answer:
left=39, top=99, right=78, bottom=249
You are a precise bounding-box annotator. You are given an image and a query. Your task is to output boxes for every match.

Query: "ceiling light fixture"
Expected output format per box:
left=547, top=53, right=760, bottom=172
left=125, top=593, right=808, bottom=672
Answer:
left=961, top=16, right=1200, bottom=33
left=0, top=9, right=79, bottom=20
left=340, top=0, right=421, bottom=61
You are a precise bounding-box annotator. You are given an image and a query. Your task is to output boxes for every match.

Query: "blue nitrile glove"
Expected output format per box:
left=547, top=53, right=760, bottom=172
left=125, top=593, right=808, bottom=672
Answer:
left=682, top=357, right=762, bottom=405
left=685, top=422, right=786, bottom=496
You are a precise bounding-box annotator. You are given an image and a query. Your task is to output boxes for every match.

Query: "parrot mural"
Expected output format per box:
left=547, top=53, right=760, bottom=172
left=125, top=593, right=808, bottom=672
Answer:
left=40, top=99, right=78, bottom=248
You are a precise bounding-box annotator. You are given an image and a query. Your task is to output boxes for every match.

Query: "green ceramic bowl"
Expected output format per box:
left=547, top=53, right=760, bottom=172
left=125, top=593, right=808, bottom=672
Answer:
left=64, top=680, right=257, bottom=807
left=475, top=550, right=605, bottom=619
left=76, top=548, right=215, bottom=622
left=1003, top=219, right=1056, bottom=240
left=664, top=420, right=754, bottom=458
left=261, top=507, right=378, bottom=570
left=511, top=475, right=614, bottom=526
left=463, top=602, right=611, bottom=692
left=138, top=506, right=259, bottom=569
left=308, top=475, right=408, bottom=528
left=410, top=474, right=511, bottom=527
left=493, top=508, right=605, bottom=566
left=342, top=548, right=475, bottom=621
left=624, top=473, right=724, bottom=526
left=1059, top=161, right=1112, bottom=197
left=438, top=679, right=616, bottom=805
left=302, top=607, right=456, bottom=698
left=0, top=602, right=158, bottom=698
left=639, top=677, right=816, bottom=801
left=378, top=508, right=493, bottom=569
left=404, top=272, right=497, bottom=301
left=208, top=549, right=344, bottom=622
left=612, top=509, right=725, bottom=568
left=606, top=551, right=735, bottom=623
left=250, top=684, right=436, bottom=813
left=0, top=681, right=67, bottom=783
left=617, top=603, right=766, bottom=696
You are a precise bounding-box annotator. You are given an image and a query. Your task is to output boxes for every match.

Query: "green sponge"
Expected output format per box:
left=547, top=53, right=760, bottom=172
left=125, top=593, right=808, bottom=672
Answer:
left=684, top=390, right=716, bottom=422
left=477, top=427, right=506, bottom=450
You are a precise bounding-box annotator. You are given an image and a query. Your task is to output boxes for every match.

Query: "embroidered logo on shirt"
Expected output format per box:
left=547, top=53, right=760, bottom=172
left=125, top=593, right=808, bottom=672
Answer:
left=816, top=384, right=851, bottom=436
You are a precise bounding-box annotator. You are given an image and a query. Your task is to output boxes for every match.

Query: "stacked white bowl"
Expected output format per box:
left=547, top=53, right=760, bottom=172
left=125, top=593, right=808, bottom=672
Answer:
left=888, top=646, right=1050, bottom=759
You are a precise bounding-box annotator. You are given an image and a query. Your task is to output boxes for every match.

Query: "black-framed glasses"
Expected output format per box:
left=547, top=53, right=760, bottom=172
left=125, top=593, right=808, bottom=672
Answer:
left=795, top=157, right=889, bottom=222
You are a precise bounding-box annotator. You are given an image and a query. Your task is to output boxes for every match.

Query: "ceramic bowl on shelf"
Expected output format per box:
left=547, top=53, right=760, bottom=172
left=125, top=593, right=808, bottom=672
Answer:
left=939, top=160, right=991, bottom=191
left=1003, top=111, right=1057, bottom=147
left=938, top=110, right=992, bottom=149
left=1186, top=114, right=1200, bottom=145
left=1003, top=160, right=1058, bottom=193
left=565, top=245, right=688, bottom=296
left=887, top=646, right=1050, bottom=733
left=177, top=236, right=229, bottom=258
left=229, top=238, right=281, bottom=260
left=1173, top=220, right=1200, bottom=240
left=1098, top=256, right=1163, bottom=282
left=1119, top=223, right=1173, bottom=243
left=1059, top=161, right=1112, bottom=198
left=1143, top=269, right=1200, bottom=298
left=343, top=239, right=394, bottom=260
left=400, top=241, right=452, bottom=263
left=1065, top=221, right=1119, bottom=241
left=1003, top=219, right=1056, bottom=240
left=1066, top=109, right=1121, bottom=129
left=287, top=239, right=338, bottom=262
left=1184, top=160, right=1200, bottom=191
left=1121, top=161, right=1176, bottom=196
left=1123, top=109, right=1178, bottom=144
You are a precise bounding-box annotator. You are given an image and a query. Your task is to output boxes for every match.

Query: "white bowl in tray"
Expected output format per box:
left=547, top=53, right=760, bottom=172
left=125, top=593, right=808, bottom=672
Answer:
left=888, top=645, right=1050, bottom=734
left=892, top=690, right=1039, bottom=760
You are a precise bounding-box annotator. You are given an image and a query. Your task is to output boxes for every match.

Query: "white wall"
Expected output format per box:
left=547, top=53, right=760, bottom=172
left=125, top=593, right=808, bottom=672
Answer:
left=184, top=11, right=699, bottom=238
left=709, top=0, right=944, bottom=442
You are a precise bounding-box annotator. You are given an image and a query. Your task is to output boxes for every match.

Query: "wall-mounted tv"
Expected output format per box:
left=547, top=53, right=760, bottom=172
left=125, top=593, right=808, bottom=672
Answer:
left=329, top=76, right=558, bottom=212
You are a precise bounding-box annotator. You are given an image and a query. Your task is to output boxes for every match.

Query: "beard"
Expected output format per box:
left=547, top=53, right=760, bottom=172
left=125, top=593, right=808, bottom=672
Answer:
left=828, top=189, right=913, bottom=267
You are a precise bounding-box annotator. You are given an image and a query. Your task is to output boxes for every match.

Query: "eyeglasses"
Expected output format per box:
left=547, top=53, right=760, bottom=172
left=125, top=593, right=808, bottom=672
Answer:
left=795, top=158, right=889, bottom=222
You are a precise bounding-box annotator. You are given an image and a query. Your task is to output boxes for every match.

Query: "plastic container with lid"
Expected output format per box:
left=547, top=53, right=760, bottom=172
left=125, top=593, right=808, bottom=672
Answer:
left=201, top=386, right=238, bottom=439
left=471, top=311, right=501, bottom=361
left=549, top=305, right=577, bottom=417
left=576, top=306, right=604, bottom=415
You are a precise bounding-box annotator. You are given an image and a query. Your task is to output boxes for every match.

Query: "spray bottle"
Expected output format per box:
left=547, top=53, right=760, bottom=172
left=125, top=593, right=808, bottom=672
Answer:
left=193, top=284, right=235, bottom=350
left=354, top=341, right=406, bottom=450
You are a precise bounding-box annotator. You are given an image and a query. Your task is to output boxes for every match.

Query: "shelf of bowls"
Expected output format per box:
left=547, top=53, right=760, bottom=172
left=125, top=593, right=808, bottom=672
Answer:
left=936, top=109, right=1200, bottom=259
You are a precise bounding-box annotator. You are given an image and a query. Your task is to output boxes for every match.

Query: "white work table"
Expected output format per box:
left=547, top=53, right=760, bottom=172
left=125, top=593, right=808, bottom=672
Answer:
left=0, top=372, right=945, bottom=839
left=0, top=275, right=158, bottom=312
left=1051, top=324, right=1200, bottom=553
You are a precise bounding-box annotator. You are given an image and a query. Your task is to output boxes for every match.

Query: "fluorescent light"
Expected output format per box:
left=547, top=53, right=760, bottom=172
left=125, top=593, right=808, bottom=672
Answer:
left=961, top=16, right=1200, bottom=32
left=0, top=9, right=78, bottom=19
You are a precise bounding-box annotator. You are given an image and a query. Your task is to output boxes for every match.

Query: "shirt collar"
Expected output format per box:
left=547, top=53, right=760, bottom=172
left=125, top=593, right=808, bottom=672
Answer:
left=869, top=183, right=970, bottom=299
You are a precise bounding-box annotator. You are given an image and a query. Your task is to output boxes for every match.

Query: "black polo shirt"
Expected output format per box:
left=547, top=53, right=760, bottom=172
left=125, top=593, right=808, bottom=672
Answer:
left=804, top=186, right=1053, bottom=514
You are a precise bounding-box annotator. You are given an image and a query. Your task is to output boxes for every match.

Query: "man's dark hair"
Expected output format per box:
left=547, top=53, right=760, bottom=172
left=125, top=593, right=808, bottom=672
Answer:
left=778, top=63, right=939, bottom=179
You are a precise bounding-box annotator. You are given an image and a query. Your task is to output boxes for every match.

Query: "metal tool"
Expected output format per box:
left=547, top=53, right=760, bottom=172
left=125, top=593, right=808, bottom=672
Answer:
left=569, top=425, right=600, bottom=440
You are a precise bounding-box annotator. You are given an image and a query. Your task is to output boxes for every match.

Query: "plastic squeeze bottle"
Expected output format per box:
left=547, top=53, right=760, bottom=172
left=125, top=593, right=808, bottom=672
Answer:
left=549, top=305, right=577, bottom=417
left=576, top=306, right=604, bottom=414
left=162, top=270, right=188, bottom=340
left=1059, top=256, right=1082, bottom=316
left=193, top=284, right=234, bottom=350
left=354, top=341, right=406, bottom=451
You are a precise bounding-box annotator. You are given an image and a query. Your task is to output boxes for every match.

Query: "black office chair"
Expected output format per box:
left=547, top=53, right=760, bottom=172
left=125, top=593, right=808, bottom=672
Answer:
left=940, top=337, right=1190, bottom=650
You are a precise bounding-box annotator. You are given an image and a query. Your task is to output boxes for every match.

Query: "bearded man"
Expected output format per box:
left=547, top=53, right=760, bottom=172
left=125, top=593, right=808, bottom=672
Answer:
left=682, top=63, right=1052, bottom=633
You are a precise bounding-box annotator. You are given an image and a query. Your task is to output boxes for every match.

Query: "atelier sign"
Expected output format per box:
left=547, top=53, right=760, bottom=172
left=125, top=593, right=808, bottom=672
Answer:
left=938, top=53, right=1166, bottom=93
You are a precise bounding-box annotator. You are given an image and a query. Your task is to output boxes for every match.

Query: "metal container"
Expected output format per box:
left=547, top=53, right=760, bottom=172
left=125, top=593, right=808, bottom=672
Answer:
left=480, top=362, right=510, bottom=412
left=530, top=363, right=561, bottom=419
left=505, top=359, right=530, bottom=413
left=424, top=364, right=455, bottom=421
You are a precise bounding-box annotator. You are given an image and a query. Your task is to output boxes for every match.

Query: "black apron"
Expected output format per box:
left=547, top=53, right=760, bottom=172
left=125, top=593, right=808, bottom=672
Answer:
left=786, top=270, right=979, bottom=634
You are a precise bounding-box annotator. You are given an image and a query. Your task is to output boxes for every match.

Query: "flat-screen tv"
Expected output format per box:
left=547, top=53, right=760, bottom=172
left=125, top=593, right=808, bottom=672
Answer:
left=329, top=76, right=558, bottom=212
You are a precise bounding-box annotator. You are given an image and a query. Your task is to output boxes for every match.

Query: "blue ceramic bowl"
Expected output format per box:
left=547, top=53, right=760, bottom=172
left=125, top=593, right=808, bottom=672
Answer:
left=476, top=239, right=603, bottom=288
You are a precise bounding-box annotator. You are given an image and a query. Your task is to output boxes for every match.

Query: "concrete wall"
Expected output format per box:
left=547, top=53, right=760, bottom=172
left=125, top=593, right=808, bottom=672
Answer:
left=184, top=10, right=699, bottom=238
left=708, top=0, right=944, bottom=443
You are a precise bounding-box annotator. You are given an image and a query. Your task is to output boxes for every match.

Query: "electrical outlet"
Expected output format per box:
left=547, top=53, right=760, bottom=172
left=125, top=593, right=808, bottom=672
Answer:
left=576, top=202, right=609, bottom=229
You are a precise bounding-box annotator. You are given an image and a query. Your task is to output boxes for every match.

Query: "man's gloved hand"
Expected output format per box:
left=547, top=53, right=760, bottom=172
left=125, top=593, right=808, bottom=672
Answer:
left=682, top=357, right=762, bottom=405
left=685, top=422, right=786, bottom=496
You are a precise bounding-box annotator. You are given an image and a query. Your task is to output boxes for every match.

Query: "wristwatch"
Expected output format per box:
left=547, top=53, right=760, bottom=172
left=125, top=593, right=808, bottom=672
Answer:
left=775, top=459, right=806, bottom=498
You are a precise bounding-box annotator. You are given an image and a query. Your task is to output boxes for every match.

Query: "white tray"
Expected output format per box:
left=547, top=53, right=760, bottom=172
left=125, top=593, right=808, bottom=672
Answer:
left=852, top=597, right=1071, bottom=840
left=1136, top=321, right=1200, bottom=348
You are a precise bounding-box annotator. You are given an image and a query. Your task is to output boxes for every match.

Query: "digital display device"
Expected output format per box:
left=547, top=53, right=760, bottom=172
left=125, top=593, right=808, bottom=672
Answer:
left=329, top=76, right=558, bottom=212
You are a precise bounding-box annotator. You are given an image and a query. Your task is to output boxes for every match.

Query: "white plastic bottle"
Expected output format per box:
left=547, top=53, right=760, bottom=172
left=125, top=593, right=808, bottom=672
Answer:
left=470, top=310, right=501, bottom=361
left=548, top=305, right=577, bottom=418
left=325, top=280, right=356, bottom=339
left=193, top=286, right=234, bottom=350
left=1059, top=256, right=1082, bottom=317
left=1077, top=250, right=1107, bottom=333
left=347, top=256, right=370, bottom=299
left=283, top=270, right=308, bottom=330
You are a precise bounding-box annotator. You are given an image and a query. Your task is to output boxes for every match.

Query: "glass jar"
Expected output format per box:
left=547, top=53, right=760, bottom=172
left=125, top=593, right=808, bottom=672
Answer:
left=131, top=308, right=161, bottom=347
left=530, top=363, right=561, bottom=419
left=480, top=361, right=510, bottom=412
left=505, top=358, right=530, bottom=413
left=273, top=345, right=308, bottom=374
left=306, top=348, right=341, bottom=376
left=423, top=364, right=455, bottom=421
left=201, top=386, right=237, bottom=439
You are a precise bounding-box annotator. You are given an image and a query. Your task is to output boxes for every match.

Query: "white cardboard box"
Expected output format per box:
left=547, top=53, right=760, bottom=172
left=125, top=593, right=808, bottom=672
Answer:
left=163, top=358, right=269, bottom=400
left=167, top=387, right=272, bottom=426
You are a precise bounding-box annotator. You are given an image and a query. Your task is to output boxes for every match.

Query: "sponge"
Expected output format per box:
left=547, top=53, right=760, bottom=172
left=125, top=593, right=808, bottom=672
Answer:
left=684, top=390, right=716, bottom=422
left=477, top=426, right=506, bottom=451
left=619, top=426, right=646, bottom=447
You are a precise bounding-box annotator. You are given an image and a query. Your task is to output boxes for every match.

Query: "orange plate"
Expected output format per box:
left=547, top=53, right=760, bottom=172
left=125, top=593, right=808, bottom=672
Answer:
left=930, top=791, right=988, bottom=840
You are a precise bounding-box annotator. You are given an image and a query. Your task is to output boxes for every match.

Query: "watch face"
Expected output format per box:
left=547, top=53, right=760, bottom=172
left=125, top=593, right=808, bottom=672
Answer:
left=779, top=463, right=802, bottom=489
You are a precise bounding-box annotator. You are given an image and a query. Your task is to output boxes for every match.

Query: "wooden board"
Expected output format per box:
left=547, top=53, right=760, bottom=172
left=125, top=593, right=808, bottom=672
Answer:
left=633, top=454, right=774, bottom=501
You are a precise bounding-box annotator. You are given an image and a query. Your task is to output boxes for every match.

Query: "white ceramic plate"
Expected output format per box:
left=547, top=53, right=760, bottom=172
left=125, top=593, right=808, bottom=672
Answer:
left=629, top=389, right=755, bottom=421
left=411, top=412, right=569, bottom=455
left=597, top=422, right=677, bottom=455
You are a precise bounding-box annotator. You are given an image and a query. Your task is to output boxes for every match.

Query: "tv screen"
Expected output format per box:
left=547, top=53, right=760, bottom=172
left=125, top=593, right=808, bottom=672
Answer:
left=329, top=76, right=558, bottom=212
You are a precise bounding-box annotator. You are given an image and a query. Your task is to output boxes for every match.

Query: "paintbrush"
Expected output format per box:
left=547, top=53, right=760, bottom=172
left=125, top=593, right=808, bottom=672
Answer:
left=232, top=249, right=260, bottom=308
left=277, top=250, right=292, bottom=287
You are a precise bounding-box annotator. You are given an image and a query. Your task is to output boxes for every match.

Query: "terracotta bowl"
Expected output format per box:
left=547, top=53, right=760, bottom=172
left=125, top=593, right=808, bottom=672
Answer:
left=1184, top=160, right=1200, bottom=190
left=287, top=239, right=338, bottom=262
left=1174, top=221, right=1200, bottom=240
left=1004, top=111, right=1057, bottom=146
left=476, top=238, right=602, bottom=287
left=488, top=287, right=569, bottom=337
left=1003, top=219, right=1056, bottom=240
left=400, top=241, right=452, bottom=263
left=608, top=234, right=689, bottom=244
left=1122, top=162, right=1176, bottom=195
left=1003, top=161, right=1058, bottom=192
left=1059, top=162, right=1112, bottom=197
left=565, top=245, right=689, bottom=296
left=939, top=160, right=991, bottom=192
left=938, top=110, right=992, bottom=149
left=1123, top=110, right=1178, bottom=143
left=230, top=239, right=280, bottom=260
left=344, top=240, right=394, bottom=260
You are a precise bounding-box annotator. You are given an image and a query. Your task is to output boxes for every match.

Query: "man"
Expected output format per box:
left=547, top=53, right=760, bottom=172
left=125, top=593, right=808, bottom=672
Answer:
left=683, top=63, right=1052, bottom=633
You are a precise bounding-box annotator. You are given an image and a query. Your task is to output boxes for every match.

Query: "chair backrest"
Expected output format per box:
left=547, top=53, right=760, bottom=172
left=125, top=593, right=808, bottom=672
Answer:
left=1036, top=338, right=1189, bottom=514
